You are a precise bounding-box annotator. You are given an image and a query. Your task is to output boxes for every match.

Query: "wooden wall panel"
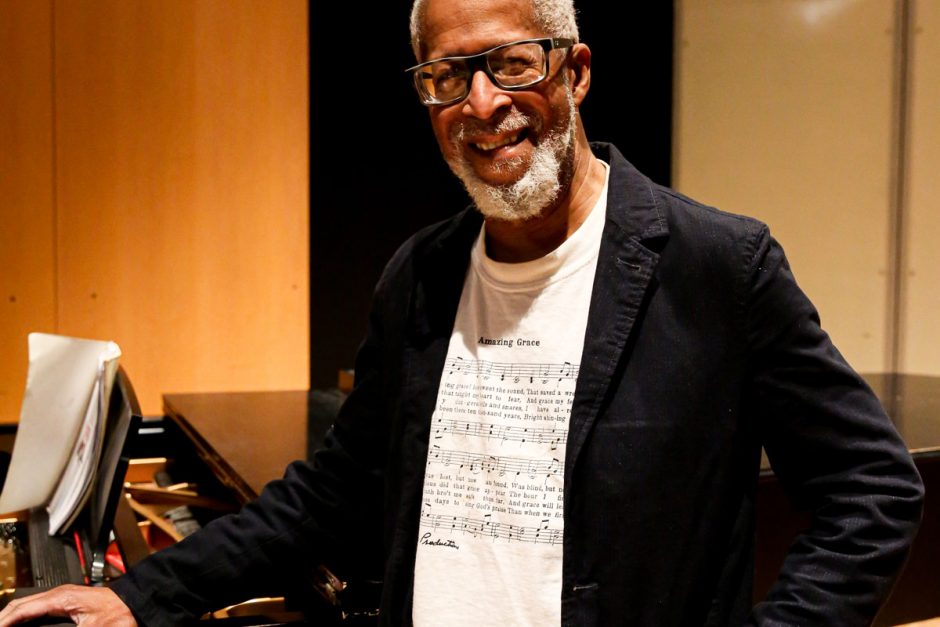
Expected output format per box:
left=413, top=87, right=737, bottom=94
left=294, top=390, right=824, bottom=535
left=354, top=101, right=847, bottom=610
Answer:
left=674, top=0, right=897, bottom=373
left=900, top=1, right=940, bottom=375
left=0, top=1, right=56, bottom=424
left=53, top=0, right=309, bottom=415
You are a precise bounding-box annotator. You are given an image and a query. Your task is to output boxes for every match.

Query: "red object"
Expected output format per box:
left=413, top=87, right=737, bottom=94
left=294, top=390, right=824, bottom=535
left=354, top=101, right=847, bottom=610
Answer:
left=72, top=530, right=89, bottom=584
left=106, top=541, right=126, bottom=574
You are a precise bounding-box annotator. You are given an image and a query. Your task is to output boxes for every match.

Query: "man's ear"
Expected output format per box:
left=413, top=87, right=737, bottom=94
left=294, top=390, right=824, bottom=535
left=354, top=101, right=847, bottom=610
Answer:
left=567, top=43, right=591, bottom=106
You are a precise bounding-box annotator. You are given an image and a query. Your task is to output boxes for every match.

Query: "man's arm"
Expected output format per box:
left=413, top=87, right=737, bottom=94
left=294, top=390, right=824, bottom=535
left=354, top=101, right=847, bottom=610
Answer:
left=744, top=226, right=924, bottom=625
left=107, top=308, right=391, bottom=625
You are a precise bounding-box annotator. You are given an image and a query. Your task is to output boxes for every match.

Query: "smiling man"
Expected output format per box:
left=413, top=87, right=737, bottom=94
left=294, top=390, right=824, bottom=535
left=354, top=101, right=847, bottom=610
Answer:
left=412, top=0, right=605, bottom=263
left=0, top=0, right=923, bottom=625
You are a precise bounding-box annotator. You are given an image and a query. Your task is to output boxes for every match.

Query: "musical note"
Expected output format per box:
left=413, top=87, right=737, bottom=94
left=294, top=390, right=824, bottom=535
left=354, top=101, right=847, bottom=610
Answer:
left=558, top=361, right=578, bottom=382
left=447, top=356, right=466, bottom=376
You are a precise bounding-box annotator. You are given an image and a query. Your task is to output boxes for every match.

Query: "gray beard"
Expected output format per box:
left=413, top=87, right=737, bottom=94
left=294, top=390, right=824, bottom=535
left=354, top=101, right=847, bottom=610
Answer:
left=447, top=92, right=577, bottom=222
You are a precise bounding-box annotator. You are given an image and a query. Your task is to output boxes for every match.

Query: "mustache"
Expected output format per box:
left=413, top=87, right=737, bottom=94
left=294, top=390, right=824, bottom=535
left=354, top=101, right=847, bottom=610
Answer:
left=452, top=107, right=534, bottom=142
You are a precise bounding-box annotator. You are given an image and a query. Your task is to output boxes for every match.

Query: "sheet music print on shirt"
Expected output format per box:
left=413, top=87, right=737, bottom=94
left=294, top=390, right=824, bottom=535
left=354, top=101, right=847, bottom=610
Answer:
left=412, top=161, right=608, bottom=627
left=422, top=356, right=579, bottom=548
left=413, top=327, right=587, bottom=626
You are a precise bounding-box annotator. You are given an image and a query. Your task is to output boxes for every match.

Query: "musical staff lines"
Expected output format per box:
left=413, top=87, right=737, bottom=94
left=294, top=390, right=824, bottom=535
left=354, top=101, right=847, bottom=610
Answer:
left=421, top=350, right=572, bottom=555
left=427, top=447, right=562, bottom=477
left=421, top=511, right=562, bottom=546
left=445, top=357, right=579, bottom=383
left=432, top=418, right=567, bottom=450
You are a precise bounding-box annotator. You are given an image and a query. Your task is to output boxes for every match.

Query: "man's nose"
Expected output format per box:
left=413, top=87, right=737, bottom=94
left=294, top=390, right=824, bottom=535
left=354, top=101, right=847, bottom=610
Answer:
left=461, top=70, right=512, bottom=119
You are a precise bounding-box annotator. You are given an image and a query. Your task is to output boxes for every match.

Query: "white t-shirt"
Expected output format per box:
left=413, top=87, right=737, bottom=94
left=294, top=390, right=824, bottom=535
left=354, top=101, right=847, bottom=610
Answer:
left=412, top=162, right=610, bottom=626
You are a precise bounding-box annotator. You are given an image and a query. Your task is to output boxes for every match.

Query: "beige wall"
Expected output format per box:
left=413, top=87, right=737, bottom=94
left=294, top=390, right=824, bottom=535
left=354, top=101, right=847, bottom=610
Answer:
left=900, top=0, right=940, bottom=375
left=675, top=0, right=936, bottom=375
left=0, top=0, right=309, bottom=423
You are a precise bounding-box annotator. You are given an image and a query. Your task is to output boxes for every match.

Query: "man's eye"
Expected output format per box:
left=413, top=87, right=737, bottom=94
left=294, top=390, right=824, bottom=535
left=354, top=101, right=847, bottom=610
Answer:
left=500, top=60, right=529, bottom=75
left=494, top=55, right=539, bottom=77
left=433, top=68, right=463, bottom=88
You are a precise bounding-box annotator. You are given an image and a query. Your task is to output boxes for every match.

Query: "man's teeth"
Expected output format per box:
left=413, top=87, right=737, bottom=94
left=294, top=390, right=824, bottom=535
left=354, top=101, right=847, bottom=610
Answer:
left=474, top=132, right=520, bottom=151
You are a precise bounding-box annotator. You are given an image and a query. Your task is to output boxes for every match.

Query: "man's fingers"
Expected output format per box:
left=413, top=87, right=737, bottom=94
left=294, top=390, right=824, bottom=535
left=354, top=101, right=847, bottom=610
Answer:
left=0, top=585, right=135, bottom=626
left=0, top=585, right=77, bottom=625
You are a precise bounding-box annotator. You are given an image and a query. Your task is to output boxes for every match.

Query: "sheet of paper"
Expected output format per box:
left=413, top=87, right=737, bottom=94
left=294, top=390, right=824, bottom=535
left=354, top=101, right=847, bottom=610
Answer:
left=46, top=345, right=120, bottom=534
left=0, top=333, right=122, bottom=515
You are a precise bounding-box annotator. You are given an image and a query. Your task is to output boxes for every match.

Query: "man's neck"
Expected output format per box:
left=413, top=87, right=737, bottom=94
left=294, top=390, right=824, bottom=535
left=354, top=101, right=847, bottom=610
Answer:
left=483, top=138, right=606, bottom=264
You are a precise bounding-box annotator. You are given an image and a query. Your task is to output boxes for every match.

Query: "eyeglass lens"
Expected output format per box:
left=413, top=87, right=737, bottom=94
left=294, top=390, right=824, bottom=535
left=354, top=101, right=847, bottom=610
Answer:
left=418, top=42, right=548, bottom=104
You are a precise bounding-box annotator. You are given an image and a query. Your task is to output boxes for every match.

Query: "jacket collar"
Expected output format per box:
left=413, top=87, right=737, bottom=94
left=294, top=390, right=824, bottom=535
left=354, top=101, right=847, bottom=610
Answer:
left=591, top=141, right=669, bottom=246
left=409, top=208, right=482, bottom=342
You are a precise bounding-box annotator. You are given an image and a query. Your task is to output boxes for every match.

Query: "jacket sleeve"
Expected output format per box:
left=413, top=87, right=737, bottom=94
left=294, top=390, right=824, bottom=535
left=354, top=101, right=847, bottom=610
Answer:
left=743, top=225, right=924, bottom=626
left=111, top=280, right=395, bottom=626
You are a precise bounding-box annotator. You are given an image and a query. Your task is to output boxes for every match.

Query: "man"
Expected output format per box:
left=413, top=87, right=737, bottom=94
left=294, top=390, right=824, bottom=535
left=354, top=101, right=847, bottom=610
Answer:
left=0, top=0, right=923, bottom=625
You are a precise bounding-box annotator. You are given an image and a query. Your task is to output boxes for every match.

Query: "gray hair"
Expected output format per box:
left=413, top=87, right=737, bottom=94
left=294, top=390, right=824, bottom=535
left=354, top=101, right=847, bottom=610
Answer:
left=409, top=0, right=579, bottom=60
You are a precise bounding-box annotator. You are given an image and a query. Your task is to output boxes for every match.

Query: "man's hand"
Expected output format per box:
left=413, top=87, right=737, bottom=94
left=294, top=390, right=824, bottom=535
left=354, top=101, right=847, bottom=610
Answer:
left=0, top=585, right=136, bottom=626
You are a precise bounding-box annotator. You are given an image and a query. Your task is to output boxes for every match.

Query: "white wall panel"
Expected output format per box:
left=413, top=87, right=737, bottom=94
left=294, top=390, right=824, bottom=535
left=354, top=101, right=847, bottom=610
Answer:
left=900, top=0, right=940, bottom=375
left=675, top=0, right=897, bottom=373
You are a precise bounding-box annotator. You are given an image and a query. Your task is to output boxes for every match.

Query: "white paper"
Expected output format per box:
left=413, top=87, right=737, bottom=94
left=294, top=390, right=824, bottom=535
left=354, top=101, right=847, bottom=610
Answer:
left=0, top=333, right=121, bottom=515
left=46, top=345, right=121, bottom=534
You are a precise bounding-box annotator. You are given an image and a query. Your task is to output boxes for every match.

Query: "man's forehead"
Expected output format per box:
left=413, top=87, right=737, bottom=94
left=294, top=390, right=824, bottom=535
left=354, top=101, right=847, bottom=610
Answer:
left=420, top=0, right=539, bottom=59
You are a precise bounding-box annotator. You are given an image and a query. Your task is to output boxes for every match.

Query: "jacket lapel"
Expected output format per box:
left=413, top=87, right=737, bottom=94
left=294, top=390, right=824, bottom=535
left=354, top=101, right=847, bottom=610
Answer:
left=403, top=209, right=483, bottom=439
left=565, top=144, right=670, bottom=474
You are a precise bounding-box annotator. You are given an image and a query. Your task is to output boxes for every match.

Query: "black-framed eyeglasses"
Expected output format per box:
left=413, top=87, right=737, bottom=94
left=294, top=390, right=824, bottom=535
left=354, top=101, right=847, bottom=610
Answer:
left=405, top=37, right=575, bottom=107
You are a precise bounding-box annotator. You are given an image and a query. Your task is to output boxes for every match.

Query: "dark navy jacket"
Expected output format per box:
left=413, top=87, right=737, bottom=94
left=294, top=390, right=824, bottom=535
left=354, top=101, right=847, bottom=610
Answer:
left=114, top=143, right=923, bottom=626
